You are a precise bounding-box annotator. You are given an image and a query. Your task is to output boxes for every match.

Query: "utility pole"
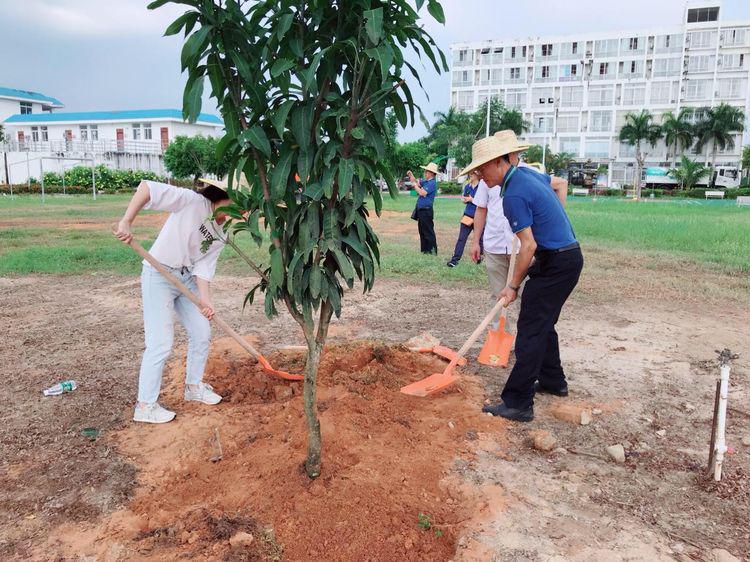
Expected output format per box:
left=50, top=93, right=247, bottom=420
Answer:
left=485, top=94, right=491, bottom=138
left=2, top=151, right=9, bottom=189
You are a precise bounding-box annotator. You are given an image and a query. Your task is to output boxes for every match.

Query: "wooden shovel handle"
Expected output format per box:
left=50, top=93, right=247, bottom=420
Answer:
left=117, top=228, right=262, bottom=361
left=500, top=235, right=520, bottom=320
left=449, top=296, right=508, bottom=368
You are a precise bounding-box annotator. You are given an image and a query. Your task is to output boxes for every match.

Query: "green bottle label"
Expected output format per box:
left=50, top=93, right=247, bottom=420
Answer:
left=61, top=381, right=73, bottom=392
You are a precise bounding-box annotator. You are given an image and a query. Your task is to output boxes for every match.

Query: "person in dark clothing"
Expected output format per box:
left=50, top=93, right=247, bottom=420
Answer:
left=460, top=134, right=583, bottom=423
left=407, top=163, right=439, bottom=254
left=447, top=170, right=484, bottom=267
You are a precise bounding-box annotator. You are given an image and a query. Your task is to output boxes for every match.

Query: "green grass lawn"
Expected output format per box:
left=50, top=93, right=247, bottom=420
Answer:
left=1, top=193, right=748, bottom=280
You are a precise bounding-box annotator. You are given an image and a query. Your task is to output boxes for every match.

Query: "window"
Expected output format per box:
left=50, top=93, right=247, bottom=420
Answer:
left=41, top=126, right=48, bottom=141
left=510, top=67, right=521, bottom=80
left=572, top=42, right=578, bottom=54
left=457, top=91, right=474, bottom=111
left=20, top=102, right=32, bottom=114
left=684, top=79, right=710, bottom=100
left=687, top=7, right=719, bottom=23
left=561, top=64, right=578, bottom=80
left=665, top=35, right=670, bottom=48
left=560, top=86, right=583, bottom=107
left=556, top=114, right=579, bottom=133
left=623, top=83, right=646, bottom=105
left=80, top=125, right=88, bottom=141
left=533, top=116, right=553, bottom=133
left=588, top=85, right=614, bottom=106
left=541, top=43, right=553, bottom=57
left=90, top=125, right=98, bottom=141
left=688, top=30, right=717, bottom=49
left=721, top=53, right=744, bottom=70
left=132, top=123, right=141, bottom=140
left=522, top=46, right=527, bottom=58
left=542, top=65, right=550, bottom=78
left=532, top=88, right=554, bottom=107
left=559, top=137, right=580, bottom=156
left=620, top=60, right=642, bottom=77
left=653, top=57, right=681, bottom=77
left=585, top=138, right=610, bottom=158
left=454, top=49, right=470, bottom=66
left=511, top=46, right=517, bottom=59
left=688, top=55, right=715, bottom=73
left=144, top=123, right=152, bottom=140
left=724, top=28, right=747, bottom=46
left=31, top=126, right=39, bottom=142
left=452, top=70, right=472, bottom=87
left=650, top=82, right=672, bottom=104
left=590, top=110, right=612, bottom=132
left=506, top=89, right=527, bottom=109
left=717, top=78, right=747, bottom=99
left=599, top=62, right=609, bottom=75
left=628, top=37, right=638, bottom=51
left=594, top=39, right=619, bottom=57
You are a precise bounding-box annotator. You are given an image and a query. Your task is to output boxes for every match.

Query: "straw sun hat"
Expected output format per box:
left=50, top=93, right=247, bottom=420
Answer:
left=459, top=130, right=530, bottom=176
left=419, top=162, right=440, bottom=174
left=198, top=174, right=251, bottom=191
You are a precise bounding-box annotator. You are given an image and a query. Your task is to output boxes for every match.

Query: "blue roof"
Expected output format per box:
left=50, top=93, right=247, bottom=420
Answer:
left=4, top=109, right=223, bottom=125
left=0, top=87, right=63, bottom=107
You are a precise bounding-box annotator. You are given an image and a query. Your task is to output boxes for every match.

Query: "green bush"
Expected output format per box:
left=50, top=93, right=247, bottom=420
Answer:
left=0, top=166, right=175, bottom=194
left=438, top=181, right=463, bottom=195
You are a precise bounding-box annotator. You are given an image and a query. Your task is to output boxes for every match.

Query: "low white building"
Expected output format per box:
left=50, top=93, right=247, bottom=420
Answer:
left=1, top=87, right=224, bottom=184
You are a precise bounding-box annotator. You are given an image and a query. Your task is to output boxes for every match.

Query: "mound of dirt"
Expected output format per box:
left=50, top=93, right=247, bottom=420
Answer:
left=45, top=338, right=508, bottom=561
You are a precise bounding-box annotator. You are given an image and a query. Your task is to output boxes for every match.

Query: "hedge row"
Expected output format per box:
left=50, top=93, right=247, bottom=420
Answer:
left=588, top=187, right=750, bottom=199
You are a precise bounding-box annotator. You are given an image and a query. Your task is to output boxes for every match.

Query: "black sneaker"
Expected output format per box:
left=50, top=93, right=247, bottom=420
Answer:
left=482, top=402, right=534, bottom=422
left=447, top=261, right=458, bottom=268
left=534, top=381, right=569, bottom=397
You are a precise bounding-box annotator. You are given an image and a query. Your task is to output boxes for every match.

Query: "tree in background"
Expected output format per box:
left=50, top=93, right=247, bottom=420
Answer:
left=426, top=106, right=471, bottom=169
left=741, top=145, right=750, bottom=177
left=668, top=155, right=709, bottom=190
left=163, top=135, right=230, bottom=183
left=522, top=144, right=574, bottom=176
left=152, top=0, right=446, bottom=478
left=391, top=141, right=431, bottom=181
left=694, top=103, right=745, bottom=185
left=618, top=110, right=662, bottom=199
left=661, top=108, right=694, bottom=167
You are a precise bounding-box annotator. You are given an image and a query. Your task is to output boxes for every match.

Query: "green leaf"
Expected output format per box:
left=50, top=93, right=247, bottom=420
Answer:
left=363, top=8, right=384, bottom=45
left=415, top=0, right=426, bottom=9
left=271, top=100, right=295, bottom=137
left=270, top=146, right=294, bottom=200
left=304, top=182, right=324, bottom=201
left=270, top=247, right=283, bottom=289
left=302, top=50, right=325, bottom=91
left=164, top=11, right=197, bottom=36
left=310, top=264, right=322, bottom=299
left=271, top=58, right=295, bottom=77
left=365, top=44, right=393, bottom=78
left=427, top=0, right=446, bottom=24
left=276, top=13, right=294, bottom=39
left=148, top=0, right=196, bottom=9
left=328, top=283, right=342, bottom=318
left=332, top=248, right=355, bottom=286
left=181, top=25, right=212, bottom=71
left=182, top=75, right=204, bottom=123
left=216, top=134, right=235, bottom=161
left=337, top=158, right=354, bottom=198
left=351, top=127, right=365, bottom=140
left=242, top=125, right=271, bottom=158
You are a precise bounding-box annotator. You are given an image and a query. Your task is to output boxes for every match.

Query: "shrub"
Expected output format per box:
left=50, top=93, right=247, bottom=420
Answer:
left=438, top=181, right=463, bottom=195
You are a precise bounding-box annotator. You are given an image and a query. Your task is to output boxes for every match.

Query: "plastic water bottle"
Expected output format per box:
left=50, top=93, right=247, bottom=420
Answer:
left=43, top=380, right=77, bottom=396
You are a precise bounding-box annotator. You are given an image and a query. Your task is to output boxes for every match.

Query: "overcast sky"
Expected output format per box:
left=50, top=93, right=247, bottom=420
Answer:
left=2, top=0, right=750, bottom=141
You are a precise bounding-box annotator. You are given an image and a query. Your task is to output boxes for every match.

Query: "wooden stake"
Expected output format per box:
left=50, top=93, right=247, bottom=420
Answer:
left=210, top=427, right=223, bottom=463
left=707, top=379, right=721, bottom=474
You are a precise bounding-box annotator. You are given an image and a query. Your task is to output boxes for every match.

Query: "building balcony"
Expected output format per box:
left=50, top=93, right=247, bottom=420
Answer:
left=1, top=138, right=166, bottom=155
left=590, top=73, right=616, bottom=81
left=479, top=79, right=503, bottom=86
left=452, top=81, right=474, bottom=88
left=504, top=77, right=525, bottom=84
left=559, top=75, right=582, bottom=82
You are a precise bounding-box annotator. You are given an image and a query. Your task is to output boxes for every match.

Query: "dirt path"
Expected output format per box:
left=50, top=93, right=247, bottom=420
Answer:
left=1, top=241, right=749, bottom=560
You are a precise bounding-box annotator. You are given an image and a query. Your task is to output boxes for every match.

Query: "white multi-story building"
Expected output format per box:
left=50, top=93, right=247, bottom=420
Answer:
left=449, top=1, right=750, bottom=186
left=1, top=87, right=223, bottom=184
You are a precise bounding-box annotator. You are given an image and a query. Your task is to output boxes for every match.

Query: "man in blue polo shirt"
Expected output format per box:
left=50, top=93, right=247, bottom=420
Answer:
left=461, top=134, right=583, bottom=422
left=407, top=162, right=439, bottom=254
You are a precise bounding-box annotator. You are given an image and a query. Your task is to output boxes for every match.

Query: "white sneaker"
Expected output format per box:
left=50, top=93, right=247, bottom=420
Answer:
left=184, top=382, right=222, bottom=405
left=133, top=402, right=176, bottom=424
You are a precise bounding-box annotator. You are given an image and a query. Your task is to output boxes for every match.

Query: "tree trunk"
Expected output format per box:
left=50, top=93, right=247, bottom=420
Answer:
left=711, top=143, right=718, bottom=188
left=302, top=301, right=333, bottom=479
left=635, top=144, right=643, bottom=200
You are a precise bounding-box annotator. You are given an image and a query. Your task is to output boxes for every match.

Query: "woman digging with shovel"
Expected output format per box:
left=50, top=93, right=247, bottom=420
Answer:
left=114, top=178, right=232, bottom=424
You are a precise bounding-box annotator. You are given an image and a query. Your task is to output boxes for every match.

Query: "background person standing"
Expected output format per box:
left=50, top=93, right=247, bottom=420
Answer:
left=407, top=163, right=439, bottom=255
left=447, top=170, right=484, bottom=267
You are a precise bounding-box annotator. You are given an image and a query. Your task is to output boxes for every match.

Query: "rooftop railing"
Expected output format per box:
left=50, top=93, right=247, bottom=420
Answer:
left=1, top=138, right=166, bottom=155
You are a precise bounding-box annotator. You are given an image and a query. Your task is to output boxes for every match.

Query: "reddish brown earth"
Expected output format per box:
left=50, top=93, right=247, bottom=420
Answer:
left=41, top=339, right=508, bottom=561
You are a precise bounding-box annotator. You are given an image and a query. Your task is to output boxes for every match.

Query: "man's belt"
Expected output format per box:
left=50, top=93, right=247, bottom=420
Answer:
left=535, top=242, right=580, bottom=256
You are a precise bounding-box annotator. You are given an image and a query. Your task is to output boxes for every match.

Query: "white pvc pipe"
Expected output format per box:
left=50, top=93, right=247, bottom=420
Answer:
left=713, top=362, right=730, bottom=481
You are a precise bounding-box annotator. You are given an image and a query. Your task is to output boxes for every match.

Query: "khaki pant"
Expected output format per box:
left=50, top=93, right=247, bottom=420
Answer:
left=485, top=252, right=525, bottom=332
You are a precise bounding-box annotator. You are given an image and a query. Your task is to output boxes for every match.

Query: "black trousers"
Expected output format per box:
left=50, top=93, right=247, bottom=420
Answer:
left=450, top=221, right=484, bottom=263
left=416, top=208, right=437, bottom=254
left=500, top=247, right=584, bottom=409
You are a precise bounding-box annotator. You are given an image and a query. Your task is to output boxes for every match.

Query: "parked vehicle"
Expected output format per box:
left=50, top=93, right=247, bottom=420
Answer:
left=644, top=165, right=740, bottom=189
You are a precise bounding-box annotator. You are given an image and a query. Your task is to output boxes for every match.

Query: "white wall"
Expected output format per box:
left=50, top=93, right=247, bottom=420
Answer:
left=0, top=99, right=47, bottom=130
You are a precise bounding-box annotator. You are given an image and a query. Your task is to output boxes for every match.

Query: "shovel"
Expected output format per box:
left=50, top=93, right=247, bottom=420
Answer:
left=119, top=232, right=303, bottom=382
left=478, top=235, right=520, bottom=368
left=400, top=297, right=508, bottom=397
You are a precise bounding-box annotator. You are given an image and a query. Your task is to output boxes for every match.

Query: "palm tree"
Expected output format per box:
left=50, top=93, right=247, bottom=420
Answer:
left=618, top=110, right=663, bottom=199
left=497, top=107, right=530, bottom=136
left=668, top=155, right=708, bottom=190
left=661, top=108, right=694, bottom=167
left=695, top=103, right=745, bottom=186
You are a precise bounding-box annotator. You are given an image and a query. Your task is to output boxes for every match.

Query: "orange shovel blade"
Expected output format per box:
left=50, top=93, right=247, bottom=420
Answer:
left=400, top=370, right=460, bottom=397
left=477, top=318, right=515, bottom=368
left=257, top=354, right=304, bottom=381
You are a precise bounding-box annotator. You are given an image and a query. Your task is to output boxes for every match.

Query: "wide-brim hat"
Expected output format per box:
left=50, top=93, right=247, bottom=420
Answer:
left=419, top=162, right=440, bottom=174
left=493, top=129, right=530, bottom=153
left=198, top=173, right=250, bottom=192
left=459, top=135, right=519, bottom=176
